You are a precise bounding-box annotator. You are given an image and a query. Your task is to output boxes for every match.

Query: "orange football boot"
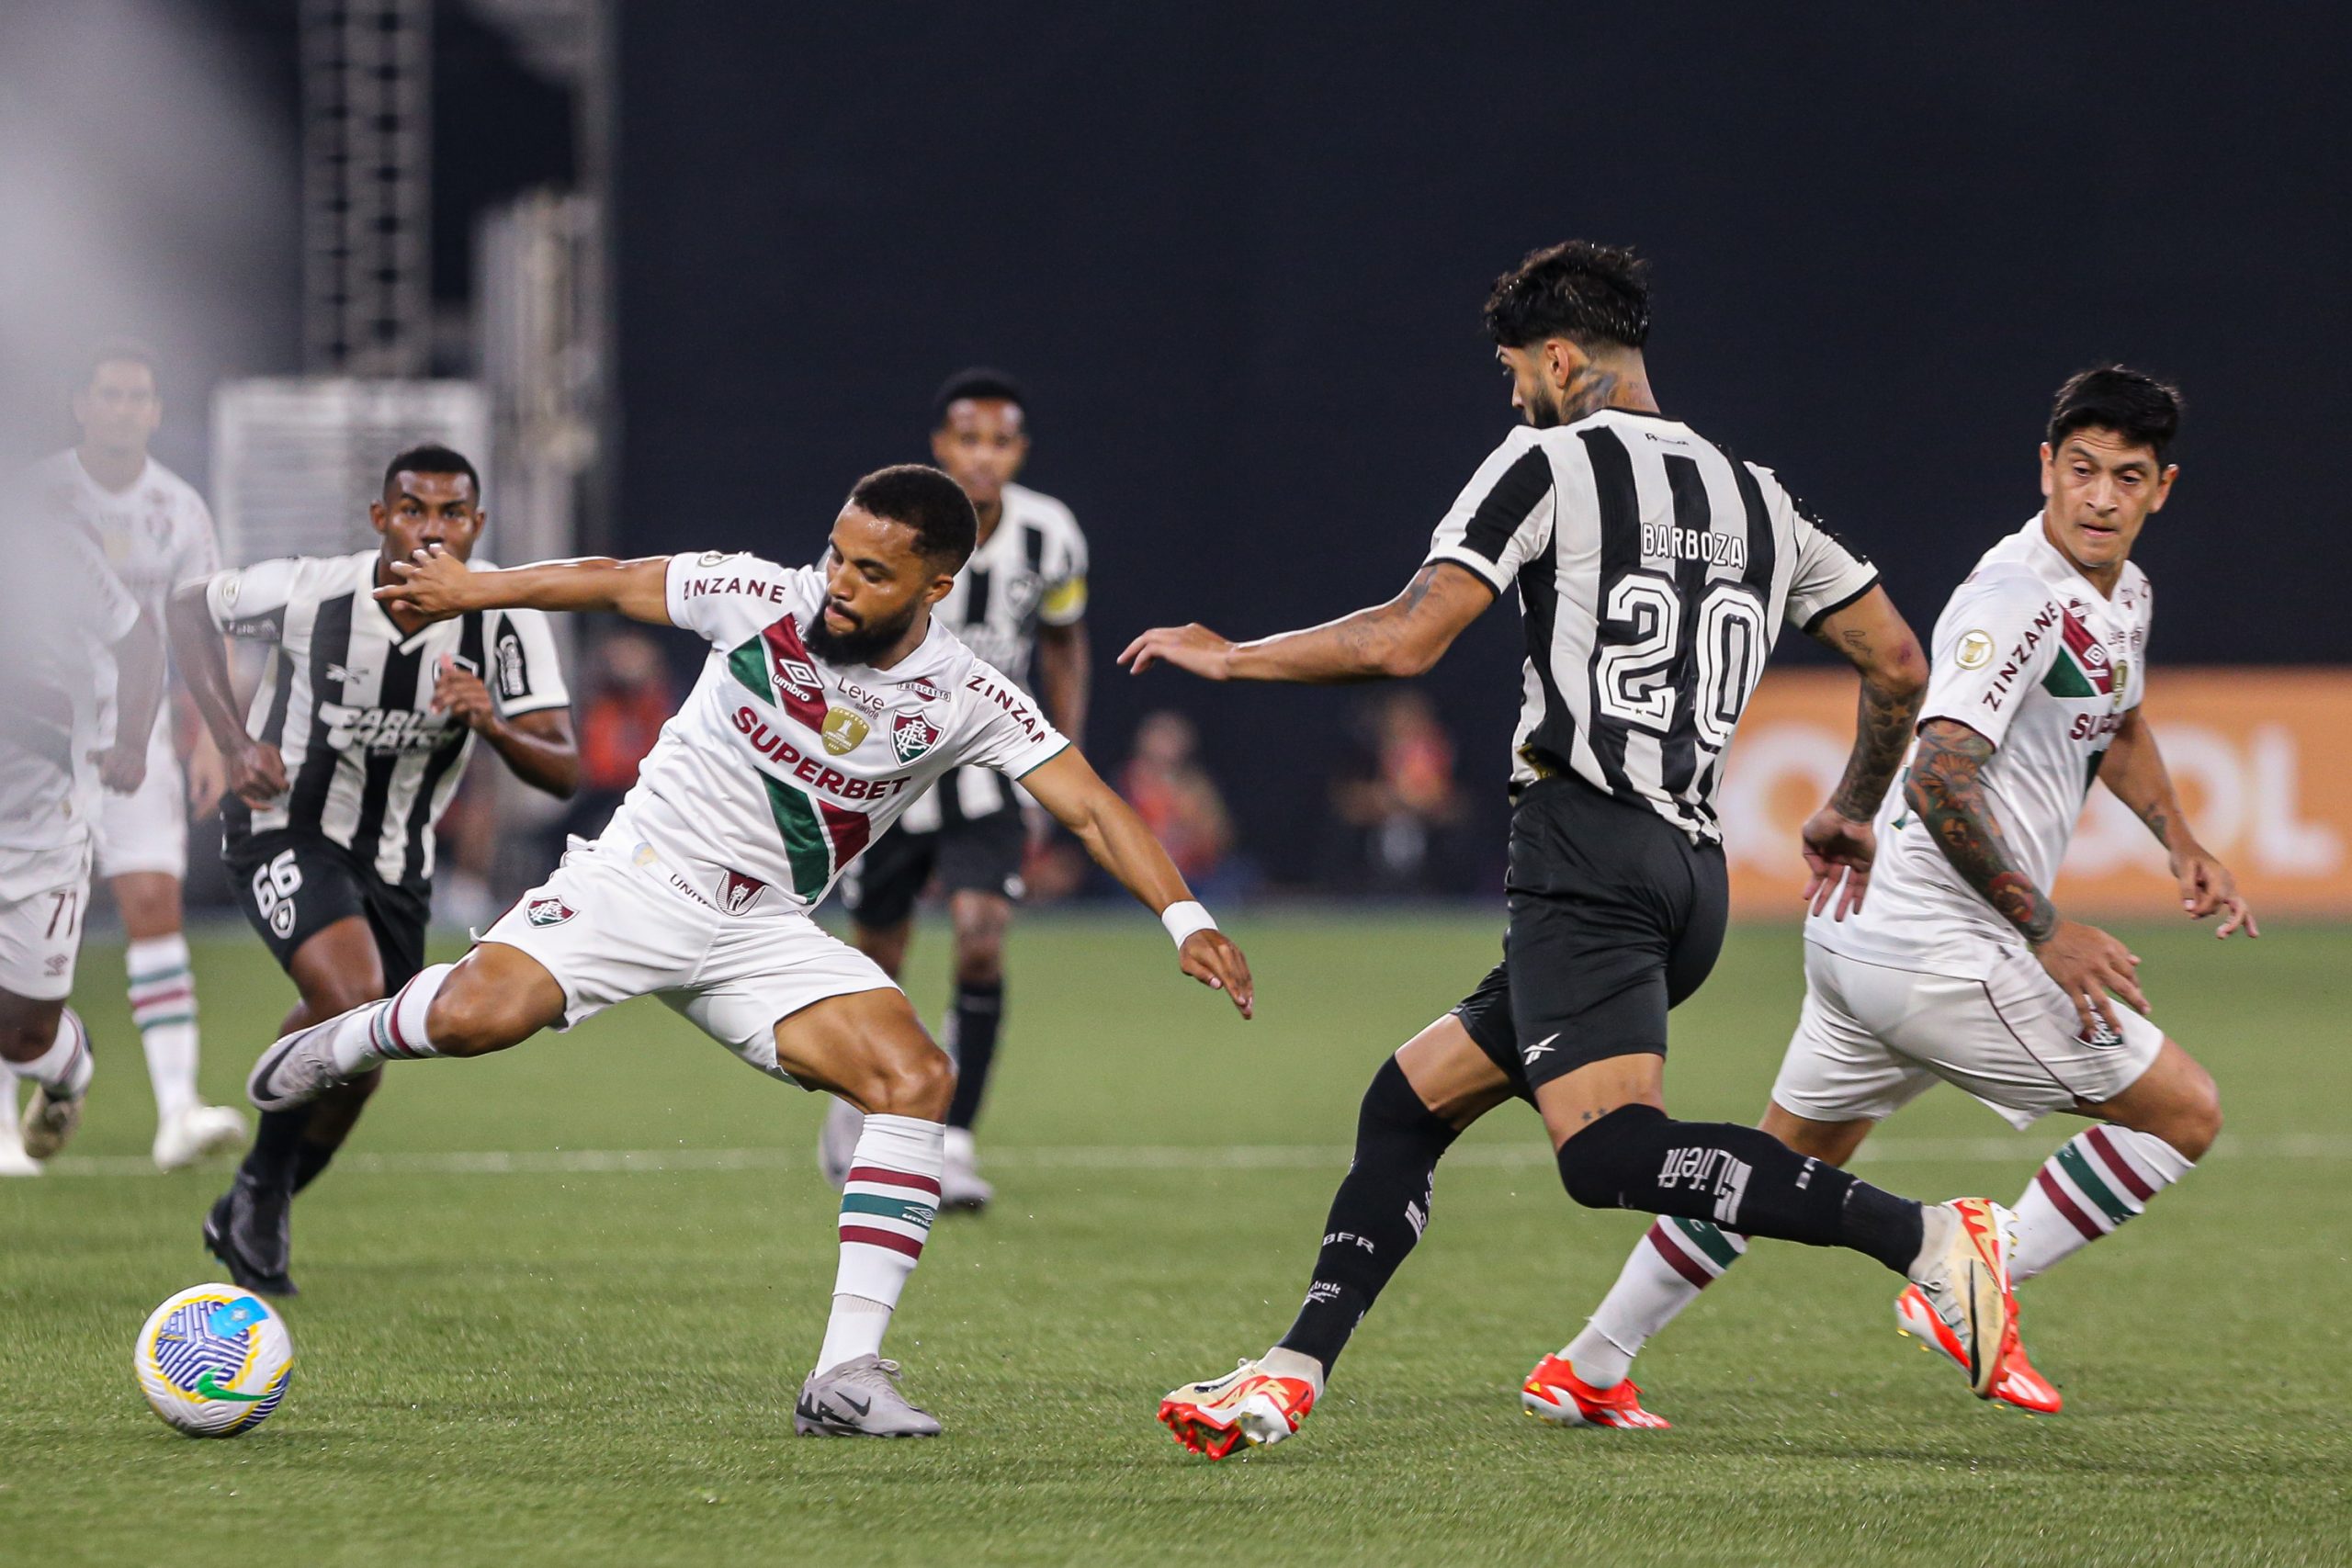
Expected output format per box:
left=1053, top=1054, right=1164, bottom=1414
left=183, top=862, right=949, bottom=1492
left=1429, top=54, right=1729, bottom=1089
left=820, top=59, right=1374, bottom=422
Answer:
left=1895, top=1284, right=2061, bottom=1413
left=1520, top=1354, right=1672, bottom=1429
left=1159, top=1359, right=1318, bottom=1459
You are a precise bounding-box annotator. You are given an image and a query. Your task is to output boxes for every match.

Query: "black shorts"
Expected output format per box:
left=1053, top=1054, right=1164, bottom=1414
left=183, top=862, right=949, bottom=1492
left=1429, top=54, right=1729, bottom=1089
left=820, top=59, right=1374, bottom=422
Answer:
left=223, top=829, right=431, bottom=992
left=837, top=807, right=1026, bottom=930
left=1451, top=776, right=1729, bottom=1096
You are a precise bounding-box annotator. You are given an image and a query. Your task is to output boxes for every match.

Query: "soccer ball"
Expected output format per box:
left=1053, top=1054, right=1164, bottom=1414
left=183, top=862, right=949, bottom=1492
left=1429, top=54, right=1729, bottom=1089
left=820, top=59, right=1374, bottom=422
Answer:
left=134, top=1284, right=294, bottom=1437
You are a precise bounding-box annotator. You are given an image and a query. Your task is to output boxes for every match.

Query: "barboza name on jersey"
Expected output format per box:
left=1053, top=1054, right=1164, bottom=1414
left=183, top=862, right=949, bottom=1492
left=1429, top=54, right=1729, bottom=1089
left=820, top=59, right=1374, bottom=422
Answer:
left=730, top=706, right=914, bottom=804
left=1641, top=522, right=1748, bottom=571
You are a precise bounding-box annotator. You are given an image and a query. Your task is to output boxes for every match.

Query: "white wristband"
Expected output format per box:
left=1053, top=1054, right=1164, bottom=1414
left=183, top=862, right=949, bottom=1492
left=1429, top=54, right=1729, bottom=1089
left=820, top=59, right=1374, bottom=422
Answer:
left=1160, top=900, right=1218, bottom=949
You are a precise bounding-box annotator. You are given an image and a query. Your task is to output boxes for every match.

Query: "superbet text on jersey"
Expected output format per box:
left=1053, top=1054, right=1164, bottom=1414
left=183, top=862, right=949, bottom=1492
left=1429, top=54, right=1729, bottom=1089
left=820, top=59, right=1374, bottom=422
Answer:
left=614, top=552, right=1069, bottom=912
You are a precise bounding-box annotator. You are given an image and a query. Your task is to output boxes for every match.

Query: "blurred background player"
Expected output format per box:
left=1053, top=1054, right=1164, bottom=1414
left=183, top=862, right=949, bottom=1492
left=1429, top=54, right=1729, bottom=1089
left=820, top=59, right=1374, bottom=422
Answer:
left=1529, top=367, right=2242, bottom=1423
left=25, top=343, right=245, bottom=1169
left=170, top=445, right=576, bottom=1294
left=822, top=369, right=1091, bottom=1210
left=0, top=491, right=166, bottom=1174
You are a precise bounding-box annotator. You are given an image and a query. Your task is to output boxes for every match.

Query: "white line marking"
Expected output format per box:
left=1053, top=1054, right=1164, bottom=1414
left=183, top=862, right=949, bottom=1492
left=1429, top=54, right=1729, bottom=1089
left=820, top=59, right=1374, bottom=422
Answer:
left=28, top=1131, right=2351, bottom=1180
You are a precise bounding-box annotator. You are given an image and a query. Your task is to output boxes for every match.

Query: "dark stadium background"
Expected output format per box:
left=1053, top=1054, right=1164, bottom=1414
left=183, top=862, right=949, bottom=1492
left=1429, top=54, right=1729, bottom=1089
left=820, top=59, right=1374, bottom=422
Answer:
left=164, top=2, right=2352, bottom=886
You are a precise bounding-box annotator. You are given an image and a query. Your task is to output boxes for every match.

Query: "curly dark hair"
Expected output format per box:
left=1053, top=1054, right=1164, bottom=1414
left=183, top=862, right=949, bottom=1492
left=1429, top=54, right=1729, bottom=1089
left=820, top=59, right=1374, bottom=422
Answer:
left=382, top=444, right=481, bottom=500
left=2048, top=366, right=2183, bottom=460
left=847, top=464, right=978, bottom=570
left=1482, top=242, right=1651, bottom=351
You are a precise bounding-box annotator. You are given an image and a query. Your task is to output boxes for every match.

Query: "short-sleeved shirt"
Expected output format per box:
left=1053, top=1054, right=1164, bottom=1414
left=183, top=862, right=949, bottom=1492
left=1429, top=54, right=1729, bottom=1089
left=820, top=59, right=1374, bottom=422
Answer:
left=1422, top=411, right=1879, bottom=842
left=202, top=550, right=571, bottom=886
left=617, top=552, right=1069, bottom=910
left=1812, top=514, right=2153, bottom=977
left=0, top=520, right=143, bottom=868
left=28, top=452, right=219, bottom=745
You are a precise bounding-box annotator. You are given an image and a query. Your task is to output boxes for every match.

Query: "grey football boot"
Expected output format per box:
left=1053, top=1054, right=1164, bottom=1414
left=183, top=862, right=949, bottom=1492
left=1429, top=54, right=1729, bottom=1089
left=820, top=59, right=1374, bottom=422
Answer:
left=794, top=1354, right=942, bottom=1438
left=246, top=1008, right=369, bottom=1112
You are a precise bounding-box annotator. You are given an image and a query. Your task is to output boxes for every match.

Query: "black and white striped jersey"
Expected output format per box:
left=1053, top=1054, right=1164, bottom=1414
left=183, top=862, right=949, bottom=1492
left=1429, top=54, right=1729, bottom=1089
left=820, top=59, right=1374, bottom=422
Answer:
left=901, top=481, right=1088, bottom=833
left=200, top=550, right=570, bottom=885
left=1426, top=410, right=1878, bottom=843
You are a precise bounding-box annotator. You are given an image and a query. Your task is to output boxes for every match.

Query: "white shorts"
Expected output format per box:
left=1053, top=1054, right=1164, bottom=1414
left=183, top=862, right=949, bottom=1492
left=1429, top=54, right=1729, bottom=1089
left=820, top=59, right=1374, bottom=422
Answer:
left=478, top=835, right=899, bottom=1087
left=0, top=840, right=95, bottom=1000
left=94, top=728, right=187, bottom=881
left=1771, top=938, right=2167, bottom=1131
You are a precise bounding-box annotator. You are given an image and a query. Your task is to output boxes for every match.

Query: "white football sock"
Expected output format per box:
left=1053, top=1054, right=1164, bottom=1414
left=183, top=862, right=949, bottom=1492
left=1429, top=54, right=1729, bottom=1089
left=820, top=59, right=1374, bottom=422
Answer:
left=322, top=964, right=454, bottom=1075
left=1566, top=1218, right=1748, bottom=1387
left=126, top=935, right=201, bottom=1121
left=8, top=1009, right=95, bottom=1098
left=2012, top=1125, right=2194, bottom=1283
left=817, top=1113, right=944, bottom=1373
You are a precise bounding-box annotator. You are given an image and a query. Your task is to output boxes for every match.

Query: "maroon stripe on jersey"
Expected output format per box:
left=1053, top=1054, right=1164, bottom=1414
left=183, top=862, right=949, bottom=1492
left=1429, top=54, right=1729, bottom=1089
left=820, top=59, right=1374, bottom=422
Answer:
left=819, top=797, right=872, bottom=866
left=845, top=1165, right=943, bottom=1196
left=1645, top=1222, right=1715, bottom=1289
left=2059, top=612, right=2116, bottom=694
left=2036, top=1168, right=2104, bottom=1240
left=838, top=1224, right=925, bottom=1258
left=2084, top=1126, right=2156, bottom=1201
left=759, top=616, right=831, bottom=730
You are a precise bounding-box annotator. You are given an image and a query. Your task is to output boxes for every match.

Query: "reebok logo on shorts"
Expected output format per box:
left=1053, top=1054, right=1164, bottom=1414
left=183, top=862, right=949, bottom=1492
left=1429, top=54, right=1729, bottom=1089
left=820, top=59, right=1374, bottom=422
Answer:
left=526, top=897, right=576, bottom=927
left=1522, top=1032, right=1559, bottom=1065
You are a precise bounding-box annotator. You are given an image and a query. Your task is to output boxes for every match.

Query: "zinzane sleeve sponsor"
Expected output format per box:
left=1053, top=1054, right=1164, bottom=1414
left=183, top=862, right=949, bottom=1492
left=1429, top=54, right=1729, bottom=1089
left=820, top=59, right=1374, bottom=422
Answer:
left=957, top=661, right=1069, bottom=779
left=1919, top=569, right=2066, bottom=750
left=204, top=557, right=313, bottom=642
left=489, top=607, right=571, bottom=716
left=663, top=551, right=810, bottom=647
left=1422, top=426, right=1555, bottom=595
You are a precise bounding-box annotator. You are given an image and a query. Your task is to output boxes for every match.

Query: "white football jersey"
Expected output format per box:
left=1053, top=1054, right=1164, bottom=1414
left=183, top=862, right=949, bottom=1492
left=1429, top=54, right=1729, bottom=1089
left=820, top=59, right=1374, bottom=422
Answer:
left=1812, top=513, right=2153, bottom=976
left=0, top=520, right=142, bottom=865
left=614, top=552, right=1070, bottom=913
left=28, top=451, right=220, bottom=745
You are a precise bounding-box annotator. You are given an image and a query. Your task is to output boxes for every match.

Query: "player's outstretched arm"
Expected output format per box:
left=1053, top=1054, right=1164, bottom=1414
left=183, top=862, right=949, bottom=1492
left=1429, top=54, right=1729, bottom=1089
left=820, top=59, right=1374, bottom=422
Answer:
left=167, top=581, right=287, bottom=807
left=2099, top=706, right=2256, bottom=938
left=1017, top=747, right=1254, bottom=1019
left=96, top=607, right=168, bottom=795
left=1799, top=586, right=1929, bottom=918
left=374, top=547, right=675, bottom=626
left=1907, top=718, right=2147, bottom=1036
left=1118, top=560, right=1493, bottom=685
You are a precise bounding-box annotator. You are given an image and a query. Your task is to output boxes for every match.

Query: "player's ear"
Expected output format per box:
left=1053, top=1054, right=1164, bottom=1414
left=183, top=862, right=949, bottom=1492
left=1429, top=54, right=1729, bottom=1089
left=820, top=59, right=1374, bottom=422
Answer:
left=923, top=568, right=957, bottom=605
left=368, top=499, right=390, bottom=535
left=1544, top=336, right=1585, bottom=391
left=2037, top=442, right=2055, bottom=499
left=2150, top=464, right=2178, bottom=511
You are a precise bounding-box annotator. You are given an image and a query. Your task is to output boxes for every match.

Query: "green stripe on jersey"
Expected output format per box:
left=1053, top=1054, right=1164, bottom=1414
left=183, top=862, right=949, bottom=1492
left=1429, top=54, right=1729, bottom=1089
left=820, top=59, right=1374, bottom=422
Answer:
left=1671, top=1216, right=1740, bottom=1269
left=2055, top=1141, right=2136, bottom=1227
left=727, top=637, right=772, bottom=701
left=758, top=772, right=834, bottom=899
left=2041, top=653, right=2096, bottom=699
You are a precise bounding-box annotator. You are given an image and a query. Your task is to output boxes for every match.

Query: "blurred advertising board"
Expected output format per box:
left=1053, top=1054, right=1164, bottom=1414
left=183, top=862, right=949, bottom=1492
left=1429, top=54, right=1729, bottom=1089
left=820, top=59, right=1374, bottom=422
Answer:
left=1722, top=669, right=2350, bottom=919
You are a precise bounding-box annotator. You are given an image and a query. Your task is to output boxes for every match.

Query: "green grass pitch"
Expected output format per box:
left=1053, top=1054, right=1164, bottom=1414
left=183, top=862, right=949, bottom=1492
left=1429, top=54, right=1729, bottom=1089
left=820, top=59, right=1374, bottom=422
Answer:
left=2, top=913, right=2346, bottom=1567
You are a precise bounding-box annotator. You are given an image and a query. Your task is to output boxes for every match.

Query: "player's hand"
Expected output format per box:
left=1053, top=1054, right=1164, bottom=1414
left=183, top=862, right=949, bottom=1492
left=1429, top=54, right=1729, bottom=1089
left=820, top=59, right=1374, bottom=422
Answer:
left=228, top=739, right=288, bottom=807
left=1180, top=929, right=1254, bottom=1019
left=1798, top=805, right=1875, bottom=920
left=93, top=742, right=147, bottom=795
left=431, top=655, right=499, bottom=734
left=2171, top=842, right=2258, bottom=940
left=185, top=734, right=228, bottom=818
left=2031, top=918, right=2148, bottom=1040
left=374, top=546, right=472, bottom=622
left=1118, top=625, right=1234, bottom=681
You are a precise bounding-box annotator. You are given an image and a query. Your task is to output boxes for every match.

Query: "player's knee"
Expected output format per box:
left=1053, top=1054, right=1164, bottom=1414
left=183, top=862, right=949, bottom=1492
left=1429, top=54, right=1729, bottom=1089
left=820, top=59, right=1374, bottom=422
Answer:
left=865, top=1045, right=954, bottom=1121
left=1554, top=1103, right=1669, bottom=1210
left=2168, top=1076, right=2224, bottom=1160
left=0, top=1019, right=54, bottom=1064
left=423, top=985, right=524, bottom=1059
left=951, top=942, right=1003, bottom=987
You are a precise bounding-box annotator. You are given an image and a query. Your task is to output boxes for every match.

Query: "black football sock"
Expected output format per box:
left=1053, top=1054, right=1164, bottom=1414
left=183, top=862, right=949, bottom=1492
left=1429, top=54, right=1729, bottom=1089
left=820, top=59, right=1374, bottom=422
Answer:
left=239, top=1108, right=309, bottom=1193
left=1274, top=1057, right=1461, bottom=1376
left=1555, top=1105, right=1923, bottom=1274
left=290, top=1136, right=339, bottom=1194
left=943, top=979, right=1003, bottom=1133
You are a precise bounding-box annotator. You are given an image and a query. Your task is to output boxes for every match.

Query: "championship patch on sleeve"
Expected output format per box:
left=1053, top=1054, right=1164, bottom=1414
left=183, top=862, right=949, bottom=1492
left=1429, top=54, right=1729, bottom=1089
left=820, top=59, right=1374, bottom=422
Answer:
left=494, top=625, right=531, bottom=700
left=1954, top=629, right=1995, bottom=670
left=1041, top=575, right=1088, bottom=621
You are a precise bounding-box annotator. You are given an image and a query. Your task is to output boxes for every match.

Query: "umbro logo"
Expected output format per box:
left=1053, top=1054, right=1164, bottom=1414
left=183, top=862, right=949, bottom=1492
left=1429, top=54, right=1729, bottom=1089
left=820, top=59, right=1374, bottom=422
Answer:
left=1521, top=1033, right=1560, bottom=1065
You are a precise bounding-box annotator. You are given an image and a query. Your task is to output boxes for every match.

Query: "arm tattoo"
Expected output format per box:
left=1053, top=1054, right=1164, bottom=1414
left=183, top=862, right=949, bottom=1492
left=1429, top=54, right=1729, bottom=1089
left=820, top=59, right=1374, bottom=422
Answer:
left=1826, top=673, right=1923, bottom=821
left=2136, top=803, right=2172, bottom=848
left=1906, top=720, right=2058, bottom=943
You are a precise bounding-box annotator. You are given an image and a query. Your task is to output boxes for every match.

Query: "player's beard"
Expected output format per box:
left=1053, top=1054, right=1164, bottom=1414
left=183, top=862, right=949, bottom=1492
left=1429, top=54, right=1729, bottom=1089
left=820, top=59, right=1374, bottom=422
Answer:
left=807, top=597, right=922, bottom=666
left=1521, top=381, right=1566, bottom=429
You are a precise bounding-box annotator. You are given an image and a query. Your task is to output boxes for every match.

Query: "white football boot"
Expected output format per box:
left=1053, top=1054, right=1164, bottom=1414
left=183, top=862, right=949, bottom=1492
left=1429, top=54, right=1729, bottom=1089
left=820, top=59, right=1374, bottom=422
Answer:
left=940, top=1126, right=993, bottom=1213
left=1905, top=1198, right=2018, bottom=1398
left=153, top=1102, right=249, bottom=1172
left=0, top=1081, right=39, bottom=1177
left=793, top=1355, right=941, bottom=1438
left=817, top=1095, right=863, bottom=1190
